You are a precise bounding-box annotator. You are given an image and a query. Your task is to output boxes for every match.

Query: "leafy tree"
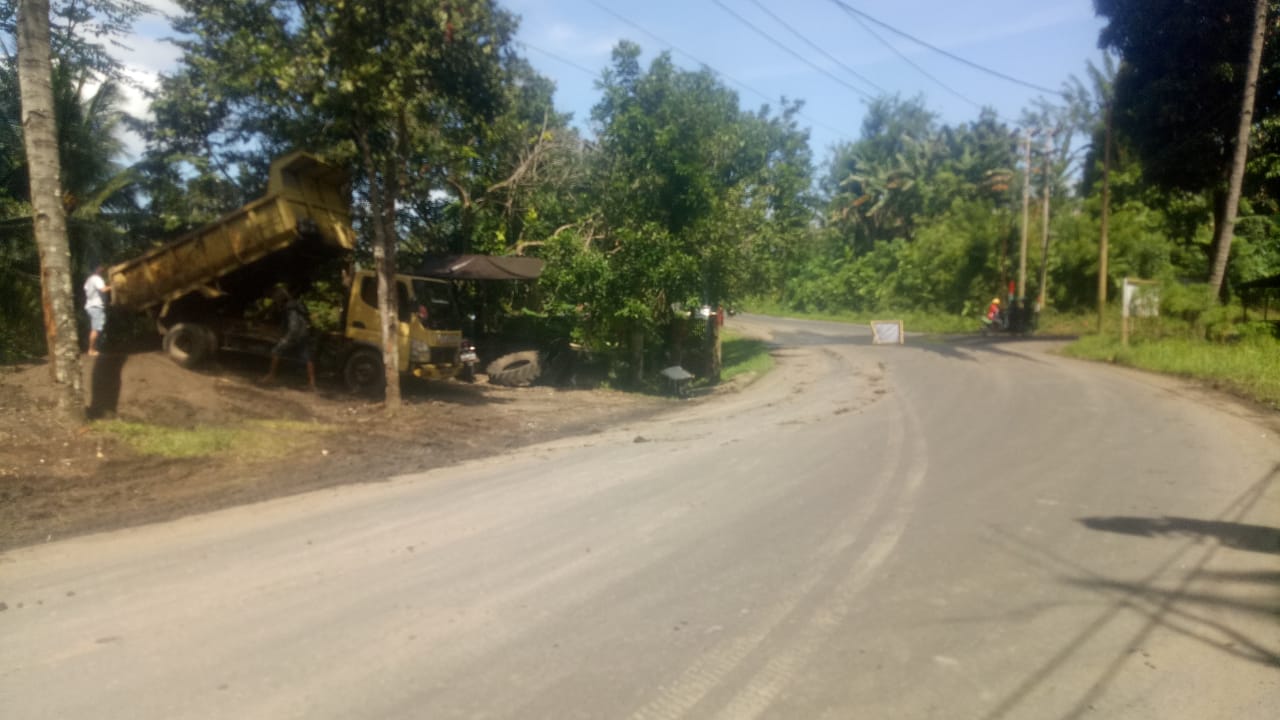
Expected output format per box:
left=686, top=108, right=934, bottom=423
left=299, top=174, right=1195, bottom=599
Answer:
left=15, top=0, right=81, bottom=419
left=1095, top=0, right=1280, bottom=294
left=152, top=0, right=517, bottom=409
left=568, top=42, right=811, bottom=380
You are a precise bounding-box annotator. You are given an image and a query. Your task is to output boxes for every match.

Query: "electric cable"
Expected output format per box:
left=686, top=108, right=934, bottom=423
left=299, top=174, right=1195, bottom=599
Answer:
left=520, top=41, right=598, bottom=77
left=841, top=8, right=988, bottom=113
left=586, top=0, right=854, bottom=142
left=710, top=0, right=877, bottom=102
left=827, top=0, right=1063, bottom=96
left=745, top=0, right=884, bottom=96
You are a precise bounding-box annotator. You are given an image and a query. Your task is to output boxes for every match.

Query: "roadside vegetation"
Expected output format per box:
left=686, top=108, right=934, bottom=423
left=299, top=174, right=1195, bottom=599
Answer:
left=1064, top=334, right=1280, bottom=408
left=96, top=419, right=331, bottom=459
left=719, top=332, right=775, bottom=383
left=2, top=1, right=1276, bottom=406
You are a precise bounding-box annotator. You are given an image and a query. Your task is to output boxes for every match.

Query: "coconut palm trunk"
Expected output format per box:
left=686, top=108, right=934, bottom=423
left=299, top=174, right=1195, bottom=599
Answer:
left=17, top=0, right=84, bottom=423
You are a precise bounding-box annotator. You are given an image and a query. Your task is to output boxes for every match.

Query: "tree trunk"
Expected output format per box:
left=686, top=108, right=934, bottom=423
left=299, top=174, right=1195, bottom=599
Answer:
left=1097, top=102, right=1113, bottom=333
left=357, top=129, right=402, bottom=411
left=17, top=0, right=83, bottom=424
left=1207, top=0, right=1268, bottom=300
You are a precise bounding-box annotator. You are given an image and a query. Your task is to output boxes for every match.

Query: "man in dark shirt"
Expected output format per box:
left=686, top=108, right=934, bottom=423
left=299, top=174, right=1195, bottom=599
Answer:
left=261, top=286, right=316, bottom=390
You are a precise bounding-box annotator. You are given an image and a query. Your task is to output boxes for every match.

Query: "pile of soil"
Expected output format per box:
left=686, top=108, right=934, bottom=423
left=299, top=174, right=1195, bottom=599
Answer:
left=0, top=351, right=672, bottom=550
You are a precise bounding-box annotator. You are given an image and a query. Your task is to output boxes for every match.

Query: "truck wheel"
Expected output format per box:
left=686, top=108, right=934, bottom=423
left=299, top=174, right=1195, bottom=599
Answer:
left=201, top=326, right=220, bottom=355
left=163, top=323, right=211, bottom=368
left=486, top=351, right=541, bottom=387
left=343, top=347, right=385, bottom=395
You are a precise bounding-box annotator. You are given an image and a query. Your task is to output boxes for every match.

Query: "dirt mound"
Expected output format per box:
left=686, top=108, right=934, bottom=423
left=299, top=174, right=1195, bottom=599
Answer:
left=1, top=352, right=671, bottom=550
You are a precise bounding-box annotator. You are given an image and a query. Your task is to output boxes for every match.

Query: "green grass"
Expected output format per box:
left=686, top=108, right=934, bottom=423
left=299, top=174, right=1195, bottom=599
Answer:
left=720, top=331, right=774, bottom=382
left=740, top=298, right=982, bottom=334
left=96, top=419, right=330, bottom=459
left=1063, top=334, right=1280, bottom=408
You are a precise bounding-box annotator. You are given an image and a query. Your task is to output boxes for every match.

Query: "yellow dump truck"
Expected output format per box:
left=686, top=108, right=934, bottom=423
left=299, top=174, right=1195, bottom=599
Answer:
left=108, top=151, right=468, bottom=392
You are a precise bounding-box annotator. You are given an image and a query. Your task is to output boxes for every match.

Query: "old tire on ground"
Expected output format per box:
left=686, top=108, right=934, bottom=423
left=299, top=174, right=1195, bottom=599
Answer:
left=162, top=323, right=211, bottom=368
left=486, top=351, right=541, bottom=387
left=343, top=347, right=385, bottom=395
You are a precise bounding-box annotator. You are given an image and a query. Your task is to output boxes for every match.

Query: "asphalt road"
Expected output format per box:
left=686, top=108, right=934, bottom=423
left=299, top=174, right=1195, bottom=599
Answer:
left=3, top=314, right=1277, bottom=719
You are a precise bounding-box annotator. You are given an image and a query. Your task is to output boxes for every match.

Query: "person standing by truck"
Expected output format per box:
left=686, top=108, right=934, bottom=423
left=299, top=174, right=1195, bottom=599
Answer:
left=262, top=286, right=317, bottom=390
left=83, top=265, right=110, bottom=356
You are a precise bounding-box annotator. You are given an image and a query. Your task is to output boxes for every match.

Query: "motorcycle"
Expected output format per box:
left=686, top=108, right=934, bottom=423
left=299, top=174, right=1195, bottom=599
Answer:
left=458, top=338, right=479, bottom=382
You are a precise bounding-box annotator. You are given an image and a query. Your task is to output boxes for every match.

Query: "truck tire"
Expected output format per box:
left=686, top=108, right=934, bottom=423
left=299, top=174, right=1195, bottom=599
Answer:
left=343, top=347, right=385, bottom=395
left=201, top=326, right=220, bottom=355
left=486, top=351, right=541, bottom=387
left=163, top=323, right=211, bottom=368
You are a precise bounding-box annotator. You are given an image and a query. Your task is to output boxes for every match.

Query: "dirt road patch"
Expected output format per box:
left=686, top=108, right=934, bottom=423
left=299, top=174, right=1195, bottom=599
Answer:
left=1, top=352, right=672, bottom=550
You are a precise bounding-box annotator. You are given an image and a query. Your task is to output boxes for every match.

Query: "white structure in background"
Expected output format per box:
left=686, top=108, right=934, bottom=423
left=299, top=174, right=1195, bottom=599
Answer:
left=1121, top=277, right=1159, bottom=346
left=871, top=320, right=904, bottom=345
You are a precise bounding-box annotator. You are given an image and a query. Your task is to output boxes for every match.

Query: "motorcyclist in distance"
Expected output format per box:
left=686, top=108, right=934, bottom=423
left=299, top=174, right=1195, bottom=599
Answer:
left=983, top=297, right=1003, bottom=332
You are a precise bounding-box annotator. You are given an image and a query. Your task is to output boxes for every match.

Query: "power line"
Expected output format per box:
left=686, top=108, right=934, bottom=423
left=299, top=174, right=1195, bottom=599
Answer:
left=839, top=7, right=988, bottom=113
left=586, top=0, right=854, bottom=142
left=826, top=0, right=1063, bottom=96
left=711, top=0, right=876, bottom=102
left=745, top=0, right=884, bottom=96
left=520, top=42, right=599, bottom=78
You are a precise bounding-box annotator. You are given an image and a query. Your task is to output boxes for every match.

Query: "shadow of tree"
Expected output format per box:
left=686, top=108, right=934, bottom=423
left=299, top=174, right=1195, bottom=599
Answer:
left=1079, top=515, right=1280, bottom=555
left=86, top=352, right=127, bottom=419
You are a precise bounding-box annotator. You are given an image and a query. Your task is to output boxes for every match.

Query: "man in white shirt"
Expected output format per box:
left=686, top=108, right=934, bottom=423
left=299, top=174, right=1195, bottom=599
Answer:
left=84, top=265, right=110, bottom=356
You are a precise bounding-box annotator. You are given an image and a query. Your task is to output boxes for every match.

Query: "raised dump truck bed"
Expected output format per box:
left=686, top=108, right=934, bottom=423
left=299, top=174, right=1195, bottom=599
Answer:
left=108, top=152, right=355, bottom=313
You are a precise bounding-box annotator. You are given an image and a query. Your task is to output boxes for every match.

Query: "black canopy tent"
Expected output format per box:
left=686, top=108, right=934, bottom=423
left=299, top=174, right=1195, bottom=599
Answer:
left=418, top=254, right=544, bottom=281
left=1238, top=272, right=1280, bottom=322
left=1237, top=272, right=1280, bottom=290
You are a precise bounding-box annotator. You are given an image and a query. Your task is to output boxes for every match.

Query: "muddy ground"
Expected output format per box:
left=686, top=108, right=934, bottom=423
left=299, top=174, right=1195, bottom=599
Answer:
left=0, top=351, right=676, bottom=551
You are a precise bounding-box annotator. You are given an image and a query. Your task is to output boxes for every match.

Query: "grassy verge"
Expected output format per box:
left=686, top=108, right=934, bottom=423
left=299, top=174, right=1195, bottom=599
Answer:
left=720, top=330, right=774, bottom=382
left=96, top=419, right=331, bottom=459
left=740, top=298, right=982, bottom=334
left=1063, top=335, right=1280, bottom=408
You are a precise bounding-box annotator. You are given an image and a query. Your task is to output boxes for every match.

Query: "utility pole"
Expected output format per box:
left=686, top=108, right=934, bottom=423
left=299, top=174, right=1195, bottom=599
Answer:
left=1036, top=130, right=1053, bottom=313
left=1018, top=129, right=1031, bottom=306
left=1207, top=0, right=1268, bottom=300
left=1097, top=102, right=1113, bottom=333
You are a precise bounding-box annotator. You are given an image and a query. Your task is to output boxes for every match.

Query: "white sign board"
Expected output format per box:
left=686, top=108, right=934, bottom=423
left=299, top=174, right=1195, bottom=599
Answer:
left=1122, top=278, right=1159, bottom=318
left=871, top=320, right=904, bottom=345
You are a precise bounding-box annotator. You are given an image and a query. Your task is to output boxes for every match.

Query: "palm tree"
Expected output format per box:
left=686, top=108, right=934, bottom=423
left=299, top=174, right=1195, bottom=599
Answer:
left=16, top=0, right=82, bottom=419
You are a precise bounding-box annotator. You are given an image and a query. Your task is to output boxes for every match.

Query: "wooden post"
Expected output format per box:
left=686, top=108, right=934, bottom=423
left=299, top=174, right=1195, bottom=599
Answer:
left=1097, top=103, right=1113, bottom=334
left=1018, top=130, right=1031, bottom=305
left=1121, top=276, right=1130, bottom=348
left=1036, top=131, right=1053, bottom=313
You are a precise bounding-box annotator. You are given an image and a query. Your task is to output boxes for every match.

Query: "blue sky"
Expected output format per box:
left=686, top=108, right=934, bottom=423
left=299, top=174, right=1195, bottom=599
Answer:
left=117, top=1, right=1109, bottom=162
left=507, top=0, right=1110, bottom=159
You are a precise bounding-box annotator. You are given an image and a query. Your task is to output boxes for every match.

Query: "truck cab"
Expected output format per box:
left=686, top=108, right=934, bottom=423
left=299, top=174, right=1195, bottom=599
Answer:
left=341, top=270, right=465, bottom=393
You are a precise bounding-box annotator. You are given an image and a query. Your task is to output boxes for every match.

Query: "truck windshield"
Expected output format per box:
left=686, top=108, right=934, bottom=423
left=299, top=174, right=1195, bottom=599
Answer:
left=412, top=278, right=459, bottom=329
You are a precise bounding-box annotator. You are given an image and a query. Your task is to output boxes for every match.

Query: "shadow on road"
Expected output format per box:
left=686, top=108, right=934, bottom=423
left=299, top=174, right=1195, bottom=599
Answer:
left=977, top=463, right=1280, bottom=719
left=1079, top=515, right=1280, bottom=555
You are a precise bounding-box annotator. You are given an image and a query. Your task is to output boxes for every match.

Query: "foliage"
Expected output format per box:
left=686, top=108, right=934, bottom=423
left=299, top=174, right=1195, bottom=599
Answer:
left=718, top=331, right=774, bottom=383
left=1095, top=0, right=1280, bottom=197
left=0, top=0, right=149, bottom=83
left=1064, top=332, right=1280, bottom=408
left=0, top=1, right=145, bottom=362
left=528, top=43, right=815, bottom=378
left=96, top=419, right=329, bottom=458
left=153, top=0, right=520, bottom=406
